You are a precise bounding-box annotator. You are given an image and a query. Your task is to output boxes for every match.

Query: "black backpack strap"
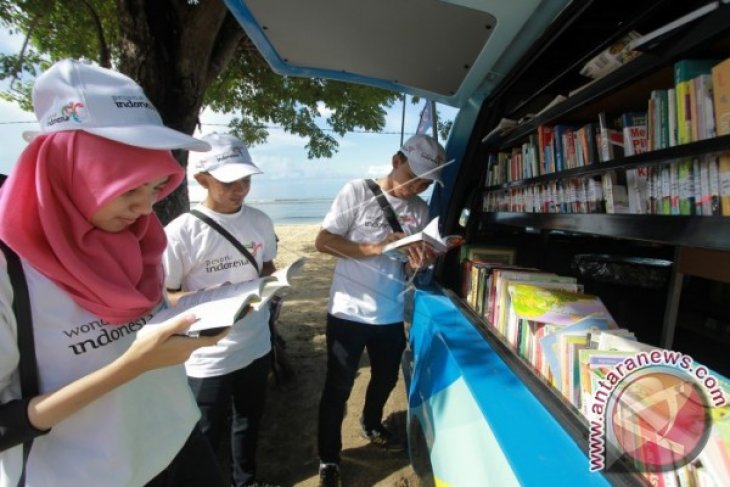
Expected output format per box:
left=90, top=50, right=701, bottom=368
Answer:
left=364, top=179, right=404, bottom=233
left=190, top=209, right=260, bottom=276
left=0, top=240, right=39, bottom=487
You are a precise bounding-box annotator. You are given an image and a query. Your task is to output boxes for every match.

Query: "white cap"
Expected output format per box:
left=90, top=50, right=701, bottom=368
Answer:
left=191, top=133, right=263, bottom=183
left=400, top=134, right=447, bottom=185
left=22, top=59, right=210, bottom=151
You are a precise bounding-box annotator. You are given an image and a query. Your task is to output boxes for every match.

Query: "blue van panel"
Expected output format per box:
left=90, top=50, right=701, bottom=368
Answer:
left=409, top=289, right=612, bottom=486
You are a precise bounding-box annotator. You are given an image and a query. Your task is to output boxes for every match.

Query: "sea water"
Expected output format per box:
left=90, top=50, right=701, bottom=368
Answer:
left=246, top=177, right=351, bottom=224
left=191, top=176, right=434, bottom=224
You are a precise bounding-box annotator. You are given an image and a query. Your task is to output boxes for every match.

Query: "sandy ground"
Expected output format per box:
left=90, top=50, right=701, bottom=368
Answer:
left=252, top=224, right=421, bottom=487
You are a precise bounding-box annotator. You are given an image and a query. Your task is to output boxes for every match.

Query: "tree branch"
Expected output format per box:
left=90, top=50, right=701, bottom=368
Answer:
left=9, top=7, right=47, bottom=92
left=205, top=12, right=245, bottom=87
left=77, top=0, right=111, bottom=67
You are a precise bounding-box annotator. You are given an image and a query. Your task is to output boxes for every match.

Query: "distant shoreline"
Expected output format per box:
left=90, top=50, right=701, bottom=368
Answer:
left=190, top=197, right=331, bottom=225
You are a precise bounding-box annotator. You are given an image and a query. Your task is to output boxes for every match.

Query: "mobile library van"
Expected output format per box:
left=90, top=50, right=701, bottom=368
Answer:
left=224, top=1, right=730, bottom=486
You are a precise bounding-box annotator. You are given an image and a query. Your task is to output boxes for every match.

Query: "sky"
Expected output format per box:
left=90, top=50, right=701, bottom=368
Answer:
left=0, top=29, right=459, bottom=202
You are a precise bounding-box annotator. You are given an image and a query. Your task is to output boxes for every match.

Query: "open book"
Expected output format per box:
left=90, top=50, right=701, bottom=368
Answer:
left=381, top=217, right=463, bottom=261
left=148, top=256, right=306, bottom=337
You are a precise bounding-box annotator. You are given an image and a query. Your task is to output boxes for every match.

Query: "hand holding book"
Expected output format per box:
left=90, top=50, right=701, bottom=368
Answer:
left=145, top=257, right=306, bottom=337
left=381, top=217, right=463, bottom=262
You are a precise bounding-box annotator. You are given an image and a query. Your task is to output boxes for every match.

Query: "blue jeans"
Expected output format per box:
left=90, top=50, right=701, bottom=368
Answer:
left=188, top=352, right=271, bottom=487
left=145, top=425, right=225, bottom=486
left=318, top=314, right=406, bottom=464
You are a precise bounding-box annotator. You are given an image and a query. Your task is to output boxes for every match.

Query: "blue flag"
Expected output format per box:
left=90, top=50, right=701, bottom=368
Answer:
left=416, top=100, right=434, bottom=135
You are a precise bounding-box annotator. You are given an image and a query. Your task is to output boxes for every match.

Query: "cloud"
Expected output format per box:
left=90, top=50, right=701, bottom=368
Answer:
left=0, top=99, right=37, bottom=174
left=0, top=29, right=26, bottom=54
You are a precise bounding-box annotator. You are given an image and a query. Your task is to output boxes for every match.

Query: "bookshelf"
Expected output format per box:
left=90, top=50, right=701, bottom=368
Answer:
left=484, top=134, right=730, bottom=192
left=430, top=1, right=730, bottom=485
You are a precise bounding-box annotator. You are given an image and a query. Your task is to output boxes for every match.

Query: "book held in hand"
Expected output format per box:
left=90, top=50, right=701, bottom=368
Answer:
left=147, top=257, right=306, bottom=337
left=381, top=217, right=463, bottom=261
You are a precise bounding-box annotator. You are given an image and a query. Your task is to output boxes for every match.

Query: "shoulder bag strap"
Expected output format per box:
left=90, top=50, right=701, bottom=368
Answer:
left=364, top=179, right=404, bottom=233
left=190, top=209, right=260, bottom=276
left=0, top=240, right=38, bottom=487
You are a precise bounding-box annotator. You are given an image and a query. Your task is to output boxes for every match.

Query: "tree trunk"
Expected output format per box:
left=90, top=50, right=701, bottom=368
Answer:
left=115, top=0, right=245, bottom=224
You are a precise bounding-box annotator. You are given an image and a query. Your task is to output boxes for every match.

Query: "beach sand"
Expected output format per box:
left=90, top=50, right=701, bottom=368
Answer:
left=255, top=224, right=419, bottom=487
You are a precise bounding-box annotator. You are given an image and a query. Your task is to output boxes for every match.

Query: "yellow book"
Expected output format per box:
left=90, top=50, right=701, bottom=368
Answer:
left=675, top=59, right=717, bottom=145
left=712, top=57, right=730, bottom=215
left=676, top=80, right=693, bottom=144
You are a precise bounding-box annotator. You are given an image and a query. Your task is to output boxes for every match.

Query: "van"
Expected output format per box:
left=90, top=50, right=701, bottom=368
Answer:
left=224, top=1, right=730, bottom=486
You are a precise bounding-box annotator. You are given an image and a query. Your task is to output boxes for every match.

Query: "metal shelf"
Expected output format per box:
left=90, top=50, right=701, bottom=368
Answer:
left=481, top=213, right=730, bottom=251
left=489, top=4, right=730, bottom=149
left=444, top=288, right=648, bottom=486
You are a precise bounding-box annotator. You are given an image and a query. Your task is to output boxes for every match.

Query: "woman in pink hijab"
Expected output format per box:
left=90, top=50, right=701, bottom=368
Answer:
left=0, top=60, right=228, bottom=487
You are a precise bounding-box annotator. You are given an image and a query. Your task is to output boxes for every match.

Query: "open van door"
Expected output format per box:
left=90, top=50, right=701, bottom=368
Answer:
left=223, top=0, right=572, bottom=219
left=225, top=2, right=730, bottom=486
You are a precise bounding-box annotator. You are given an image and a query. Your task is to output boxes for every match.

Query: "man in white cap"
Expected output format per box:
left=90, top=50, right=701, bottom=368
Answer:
left=163, top=133, right=278, bottom=487
left=314, top=134, right=446, bottom=487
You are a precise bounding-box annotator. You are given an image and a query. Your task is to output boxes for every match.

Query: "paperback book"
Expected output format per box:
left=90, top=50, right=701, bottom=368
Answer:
left=382, top=217, right=463, bottom=260
left=147, top=257, right=306, bottom=337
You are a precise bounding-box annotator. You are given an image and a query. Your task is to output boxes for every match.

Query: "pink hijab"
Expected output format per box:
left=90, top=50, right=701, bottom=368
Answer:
left=0, top=131, right=185, bottom=324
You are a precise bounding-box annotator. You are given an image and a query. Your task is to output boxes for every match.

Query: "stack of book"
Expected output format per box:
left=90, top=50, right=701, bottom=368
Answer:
left=461, top=259, right=730, bottom=486
left=483, top=55, right=730, bottom=217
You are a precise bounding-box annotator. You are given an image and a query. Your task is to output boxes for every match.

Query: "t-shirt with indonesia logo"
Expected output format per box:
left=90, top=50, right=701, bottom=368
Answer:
left=322, top=179, right=430, bottom=324
left=163, top=204, right=277, bottom=378
left=0, top=256, right=199, bottom=487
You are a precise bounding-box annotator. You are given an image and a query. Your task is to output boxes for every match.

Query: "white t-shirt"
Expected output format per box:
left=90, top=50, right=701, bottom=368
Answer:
left=0, top=258, right=199, bottom=487
left=164, top=204, right=277, bottom=378
left=322, top=179, right=430, bottom=324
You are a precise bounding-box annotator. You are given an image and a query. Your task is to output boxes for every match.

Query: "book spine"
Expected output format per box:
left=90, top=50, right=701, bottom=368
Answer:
left=667, top=87, right=677, bottom=147
left=700, top=158, right=712, bottom=216
left=598, top=112, right=611, bottom=162
left=699, top=74, right=715, bottom=139
left=678, top=159, right=694, bottom=215
left=692, top=158, right=703, bottom=215
left=709, top=156, right=721, bottom=215
left=676, top=80, right=693, bottom=144
left=621, top=112, right=648, bottom=156
left=670, top=162, right=680, bottom=215
left=660, top=164, right=672, bottom=215
left=658, top=89, right=669, bottom=149
left=719, top=154, right=730, bottom=216
left=647, top=94, right=655, bottom=151
left=602, top=172, right=615, bottom=214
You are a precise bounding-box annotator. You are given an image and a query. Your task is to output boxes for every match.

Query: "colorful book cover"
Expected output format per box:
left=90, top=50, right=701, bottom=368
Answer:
left=678, top=159, right=695, bottom=215
left=712, top=58, right=730, bottom=216
left=621, top=112, right=648, bottom=156
left=496, top=272, right=578, bottom=335
left=709, top=156, right=722, bottom=215
left=505, top=279, right=582, bottom=347
left=537, top=125, right=554, bottom=175
left=509, top=283, right=616, bottom=326
left=540, top=316, right=611, bottom=389
left=667, top=87, right=678, bottom=147
left=674, top=59, right=717, bottom=145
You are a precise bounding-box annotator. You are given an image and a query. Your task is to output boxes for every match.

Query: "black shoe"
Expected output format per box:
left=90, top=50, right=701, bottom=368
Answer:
left=319, top=463, right=343, bottom=487
left=359, top=419, right=405, bottom=451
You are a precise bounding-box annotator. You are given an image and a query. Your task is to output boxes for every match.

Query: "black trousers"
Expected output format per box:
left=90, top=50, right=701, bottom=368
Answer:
left=317, top=314, right=406, bottom=464
left=145, top=425, right=225, bottom=487
left=188, top=352, right=272, bottom=487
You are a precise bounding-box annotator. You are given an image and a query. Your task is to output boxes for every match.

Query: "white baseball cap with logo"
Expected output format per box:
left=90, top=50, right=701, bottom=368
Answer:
left=191, top=133, right=263, bottom=183
left=22, top=59, right=210, bottom=151
left=399, top=134, right=447, bottom=185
